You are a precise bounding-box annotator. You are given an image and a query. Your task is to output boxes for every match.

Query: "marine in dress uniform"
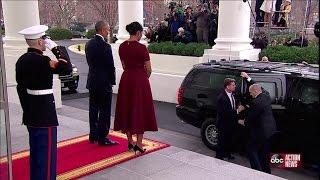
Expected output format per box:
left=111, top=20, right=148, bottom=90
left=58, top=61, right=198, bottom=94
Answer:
left=16, top=25, right=71, bottom=180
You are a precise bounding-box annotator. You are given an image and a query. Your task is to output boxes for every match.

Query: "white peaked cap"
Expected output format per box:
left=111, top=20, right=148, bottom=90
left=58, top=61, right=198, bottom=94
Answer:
left=18, top=25, right=48, bottom=40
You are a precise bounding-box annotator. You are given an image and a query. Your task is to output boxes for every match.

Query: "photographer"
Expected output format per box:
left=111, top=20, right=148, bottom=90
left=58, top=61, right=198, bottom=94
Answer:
left=194, top=3, right=209, bottom=43
left=174, top=27, right=193, bottom=44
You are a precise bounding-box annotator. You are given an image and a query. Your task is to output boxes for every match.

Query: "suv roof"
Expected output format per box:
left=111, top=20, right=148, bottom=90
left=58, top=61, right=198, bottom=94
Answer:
left=196, top=60, right=319, bottom=80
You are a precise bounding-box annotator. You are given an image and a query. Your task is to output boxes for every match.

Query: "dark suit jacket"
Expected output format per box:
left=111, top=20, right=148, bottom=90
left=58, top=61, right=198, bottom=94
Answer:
left=216, top=90, right=238, bottom=133
left=246, top=92, right=277, bottom=142
left=85, top=35, right=116, bottom=91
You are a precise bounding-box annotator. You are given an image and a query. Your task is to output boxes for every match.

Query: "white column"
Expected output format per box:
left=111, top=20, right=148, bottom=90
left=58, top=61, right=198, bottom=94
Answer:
left=2, top=0, right=62, bottom=108
left=202, top=0, right=260, bottom=62
left=2, top=1, right=40, bottom=47
left=116, top=0, right=146, bottom=44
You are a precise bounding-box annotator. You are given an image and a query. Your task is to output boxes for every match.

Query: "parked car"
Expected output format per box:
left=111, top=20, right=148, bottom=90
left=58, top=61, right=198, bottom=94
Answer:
left=71, top=31, right=85, bottom=38
left=176, top=60, right=319, bottom=165
left=59, top=64, right=79, bottom=91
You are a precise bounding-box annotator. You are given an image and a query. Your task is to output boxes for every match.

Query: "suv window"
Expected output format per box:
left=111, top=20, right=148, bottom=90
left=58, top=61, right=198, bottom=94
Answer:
left=191, top=71, right=240, bottom=89
left=301, top=84, right=319, bottom=104
left=258, top=82, right=277, bottom=102
left=191, top=72, right=211, bottom=88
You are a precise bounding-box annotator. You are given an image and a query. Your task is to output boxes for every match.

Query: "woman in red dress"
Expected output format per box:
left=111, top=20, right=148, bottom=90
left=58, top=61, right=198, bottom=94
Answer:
left=114, top=22, right=158, bottom=153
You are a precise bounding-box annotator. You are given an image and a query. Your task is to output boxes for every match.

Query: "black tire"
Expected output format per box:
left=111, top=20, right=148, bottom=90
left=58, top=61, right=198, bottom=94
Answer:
left=201, top=118, right=219, bottom=151
left=68, top=85, right=78, bottom=92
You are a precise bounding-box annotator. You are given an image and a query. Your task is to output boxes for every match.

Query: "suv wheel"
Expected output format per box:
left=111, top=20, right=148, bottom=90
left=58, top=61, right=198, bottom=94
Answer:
left=68, top=85, right=78, bottom=92
left=201, top=118, right=218, bottom=150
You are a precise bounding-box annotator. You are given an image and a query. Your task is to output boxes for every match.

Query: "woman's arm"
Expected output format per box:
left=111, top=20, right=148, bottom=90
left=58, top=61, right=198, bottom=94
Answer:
left=121, top=61, right=125, bottom=70
left=144, top=61, right=152, bottom=78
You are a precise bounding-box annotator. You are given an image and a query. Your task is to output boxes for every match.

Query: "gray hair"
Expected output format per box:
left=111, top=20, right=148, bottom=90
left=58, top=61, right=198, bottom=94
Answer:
left=95, top=21, right=108, bottom=32
left=249, top=84, right=262, bottom=93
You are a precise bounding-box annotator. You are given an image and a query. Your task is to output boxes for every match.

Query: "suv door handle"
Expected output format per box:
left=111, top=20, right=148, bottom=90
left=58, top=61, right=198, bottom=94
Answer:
left=197, top=101, right=204, bottom=108
left=197, top=94, right=208, bottom=99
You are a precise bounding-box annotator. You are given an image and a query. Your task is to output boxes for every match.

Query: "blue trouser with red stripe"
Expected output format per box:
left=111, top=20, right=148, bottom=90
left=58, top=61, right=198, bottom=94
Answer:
left=28, top=127, right=57, bottom=180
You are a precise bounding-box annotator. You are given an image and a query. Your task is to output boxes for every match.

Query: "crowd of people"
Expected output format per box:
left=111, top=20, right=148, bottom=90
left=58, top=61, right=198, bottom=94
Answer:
left=145, top=0, right=219, bottom=46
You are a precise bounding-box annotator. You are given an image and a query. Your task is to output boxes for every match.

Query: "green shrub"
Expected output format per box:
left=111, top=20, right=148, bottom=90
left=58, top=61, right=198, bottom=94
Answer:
left=46, top=28, right=72, bottom=40
left=261, top=45, right=319, bottom=64
left=270, top=34, right=296, bottom=45
left=86, top=29, right=96, bottom=39
left=148, top=41, right=211, bottom=57
left=161, top=43, right=175, bottom=55
left=173, top=43, right=186, bottom=55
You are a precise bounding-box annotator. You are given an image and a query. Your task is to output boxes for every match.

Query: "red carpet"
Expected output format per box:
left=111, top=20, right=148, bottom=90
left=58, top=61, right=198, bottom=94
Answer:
left=0, top=131, right=169, bottom=179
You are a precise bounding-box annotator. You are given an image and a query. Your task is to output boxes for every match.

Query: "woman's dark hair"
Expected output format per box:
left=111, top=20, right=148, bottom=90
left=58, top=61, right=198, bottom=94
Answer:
left=126, top=22, right=143, bottom=35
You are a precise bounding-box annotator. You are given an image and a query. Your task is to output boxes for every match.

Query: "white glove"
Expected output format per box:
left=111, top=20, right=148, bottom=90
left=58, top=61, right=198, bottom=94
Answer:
left=44, top=38, right=58, bottom=50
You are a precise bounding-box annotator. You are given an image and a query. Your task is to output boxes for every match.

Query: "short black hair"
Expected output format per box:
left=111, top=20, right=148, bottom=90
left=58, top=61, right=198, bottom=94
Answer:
left=224, top=78, right=236, bottom=88
left=126, top=21, right=143, bottom=35
left=95, top=21, right=107, bottom=32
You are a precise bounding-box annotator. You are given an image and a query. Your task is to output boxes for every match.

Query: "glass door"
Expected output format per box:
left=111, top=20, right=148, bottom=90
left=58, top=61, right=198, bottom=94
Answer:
left=0, top=30, right=13, bottom=180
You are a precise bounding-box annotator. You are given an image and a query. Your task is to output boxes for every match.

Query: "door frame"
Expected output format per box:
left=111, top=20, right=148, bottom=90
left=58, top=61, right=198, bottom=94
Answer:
left=0, top=34, right=13, bottom=179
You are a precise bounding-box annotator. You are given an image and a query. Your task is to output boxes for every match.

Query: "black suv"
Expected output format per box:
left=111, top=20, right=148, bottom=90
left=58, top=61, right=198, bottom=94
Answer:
left=176, top=60, right=319, bottom=165
left=59, top=64, right=79, bottom=91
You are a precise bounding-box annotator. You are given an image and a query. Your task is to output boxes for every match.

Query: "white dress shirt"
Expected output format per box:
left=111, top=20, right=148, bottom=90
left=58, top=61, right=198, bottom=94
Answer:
left=225, top=90, right=236, bottom=110
left=95, top=34, right=105, bottom=41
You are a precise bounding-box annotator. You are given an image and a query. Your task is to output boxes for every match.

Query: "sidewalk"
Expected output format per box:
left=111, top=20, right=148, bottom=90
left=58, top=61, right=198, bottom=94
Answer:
left=5, top=101, right=285, bottom=180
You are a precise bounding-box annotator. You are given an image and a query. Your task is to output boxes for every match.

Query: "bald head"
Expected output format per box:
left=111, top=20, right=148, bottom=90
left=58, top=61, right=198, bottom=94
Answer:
left=249, top=84, right=262, bottom=98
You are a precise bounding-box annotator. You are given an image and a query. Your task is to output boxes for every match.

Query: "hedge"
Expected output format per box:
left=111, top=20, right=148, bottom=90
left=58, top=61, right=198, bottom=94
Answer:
left=148, top=41, right=318, bottom=64
left=148, top=42, right=211, bottom=57
left=261, top=43, right=319, bottom=64
left=86, top=29, right=96, bottom=39
left=46, top=28, right=72, bottom=40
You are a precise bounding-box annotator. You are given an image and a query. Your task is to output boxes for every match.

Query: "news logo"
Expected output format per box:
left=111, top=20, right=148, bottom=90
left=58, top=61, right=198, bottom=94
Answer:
left=270, top=153, right=302, bottom=168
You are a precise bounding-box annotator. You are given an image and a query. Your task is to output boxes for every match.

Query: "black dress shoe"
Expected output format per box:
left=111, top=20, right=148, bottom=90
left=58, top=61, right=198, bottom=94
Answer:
left=215, top=155, right=224, bottom=160
left=133, top=145, right=146, bottom=154
left=89, top=137, right=97, bottom=144
left=128, top=142, right=134, bottom=150
left=226, top=155, right=235, bottom=160
left=98, top=138, right=119, bottom=146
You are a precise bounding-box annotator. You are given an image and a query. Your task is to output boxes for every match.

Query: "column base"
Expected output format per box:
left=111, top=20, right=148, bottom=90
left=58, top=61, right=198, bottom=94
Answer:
left=53, top=74, right=62, bottom=109
left=202, top=48, right=261, bottom=63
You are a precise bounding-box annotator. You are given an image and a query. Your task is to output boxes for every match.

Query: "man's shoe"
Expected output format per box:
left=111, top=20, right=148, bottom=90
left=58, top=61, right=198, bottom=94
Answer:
left=215, top=155, right=224, bottom=160
left=227, top=155, right=235, bottom=160
left=98, top=138, right=118, bottom=146
left=89, top=137, right=97, bottom=144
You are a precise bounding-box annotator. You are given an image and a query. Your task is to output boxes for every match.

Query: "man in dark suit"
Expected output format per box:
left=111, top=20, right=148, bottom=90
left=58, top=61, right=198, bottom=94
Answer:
left=238, top=73, right=276, bottom=174
left=216, top=78, right=244, bottom=160
left=85, top=21, right=117, bottom=146
left=16, top=25, right=71, bottom=180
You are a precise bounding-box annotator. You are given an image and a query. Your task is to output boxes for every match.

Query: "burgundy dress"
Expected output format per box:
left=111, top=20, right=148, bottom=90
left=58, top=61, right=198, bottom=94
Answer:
left=114, top=41, right=158, bottom=134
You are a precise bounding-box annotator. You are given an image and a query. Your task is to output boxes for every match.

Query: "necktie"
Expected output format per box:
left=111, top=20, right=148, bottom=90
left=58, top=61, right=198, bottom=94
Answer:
left=231, top=94, right=235, bottom=110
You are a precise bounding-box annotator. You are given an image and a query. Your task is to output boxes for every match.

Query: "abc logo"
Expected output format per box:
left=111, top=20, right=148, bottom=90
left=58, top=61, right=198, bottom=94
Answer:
left=270, top=154, right=284, bottom=164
